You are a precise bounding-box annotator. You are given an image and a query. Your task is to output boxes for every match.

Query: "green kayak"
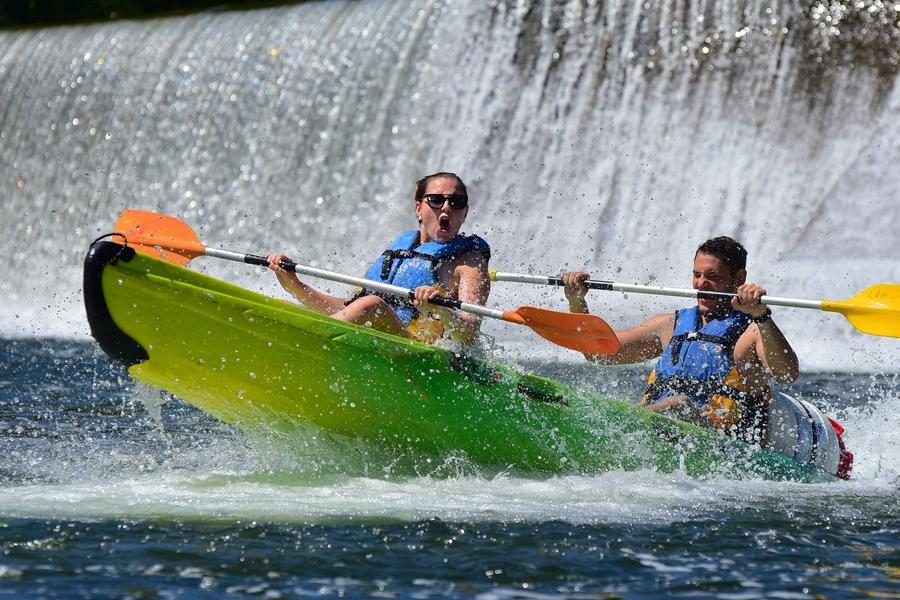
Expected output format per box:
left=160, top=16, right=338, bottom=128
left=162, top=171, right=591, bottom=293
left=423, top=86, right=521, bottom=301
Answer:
left=83, top=239, right=839, bottom=482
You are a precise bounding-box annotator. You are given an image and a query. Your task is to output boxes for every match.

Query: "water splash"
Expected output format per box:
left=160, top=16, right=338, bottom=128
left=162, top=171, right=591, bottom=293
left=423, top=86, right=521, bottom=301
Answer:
left=832, top=372, right=900, bottom=480
left=0, top=0, right=897, bottom=371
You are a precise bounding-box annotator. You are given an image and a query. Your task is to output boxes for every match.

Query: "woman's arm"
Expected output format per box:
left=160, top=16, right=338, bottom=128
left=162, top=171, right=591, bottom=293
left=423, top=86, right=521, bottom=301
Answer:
left=267, top=252, right=349, bottom=315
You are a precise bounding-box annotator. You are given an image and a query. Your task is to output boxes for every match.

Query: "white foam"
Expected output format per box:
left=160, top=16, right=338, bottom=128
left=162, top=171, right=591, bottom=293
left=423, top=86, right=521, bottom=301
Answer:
left=1, top=465, right=895, bottom=524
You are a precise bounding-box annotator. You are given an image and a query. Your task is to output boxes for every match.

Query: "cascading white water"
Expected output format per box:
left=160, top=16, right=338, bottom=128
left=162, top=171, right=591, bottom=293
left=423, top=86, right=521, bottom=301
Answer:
left=1, top=0, right=897, bottom=370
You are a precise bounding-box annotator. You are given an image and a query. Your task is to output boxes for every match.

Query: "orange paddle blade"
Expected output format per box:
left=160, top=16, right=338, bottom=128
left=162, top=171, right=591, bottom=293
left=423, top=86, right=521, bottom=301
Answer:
left=821, top=284, right=900, bottom=338
left=114, top=210, right=207, bottom=266
left=503, top=306, right=620, bottom=355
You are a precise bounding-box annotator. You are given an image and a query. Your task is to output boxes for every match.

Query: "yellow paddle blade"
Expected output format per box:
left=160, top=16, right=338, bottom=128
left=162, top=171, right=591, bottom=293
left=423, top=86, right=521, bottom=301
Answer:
left=821, top=284, right=900, bottom=338
left=114, top=210, right=207, bottom=266
left=503, top=306, right=620, bottom=355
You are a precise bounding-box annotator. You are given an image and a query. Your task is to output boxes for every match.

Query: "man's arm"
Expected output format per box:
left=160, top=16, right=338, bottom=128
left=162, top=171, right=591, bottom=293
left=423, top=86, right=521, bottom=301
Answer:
left=561, top=271, right=669, bottom=364
left=733, top=283, right=799, bottom=383
left=748, top=317, right=799, bottom=383
left=586, top=313, right=671, bottom=365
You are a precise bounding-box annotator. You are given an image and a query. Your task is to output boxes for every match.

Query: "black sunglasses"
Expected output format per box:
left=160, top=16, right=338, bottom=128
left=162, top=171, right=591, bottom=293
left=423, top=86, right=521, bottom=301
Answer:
left=421, top=194, right=468, bottom=210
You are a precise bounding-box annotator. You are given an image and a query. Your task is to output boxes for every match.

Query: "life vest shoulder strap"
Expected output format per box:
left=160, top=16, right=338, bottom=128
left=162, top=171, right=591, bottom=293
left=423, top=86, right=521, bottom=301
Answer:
left=668, top=306, right=751, bottom=358
left=377, top=230, right=421, bottom=279
left=416, top=233, right=491, bottom=262
left=378, top=232, right=490, bottom=280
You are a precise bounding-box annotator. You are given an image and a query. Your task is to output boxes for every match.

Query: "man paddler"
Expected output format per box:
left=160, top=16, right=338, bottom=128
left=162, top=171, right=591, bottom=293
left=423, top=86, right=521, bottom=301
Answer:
left=561, top=236, right=798, bottom=442
left=268, top=172, right=491, bottom=345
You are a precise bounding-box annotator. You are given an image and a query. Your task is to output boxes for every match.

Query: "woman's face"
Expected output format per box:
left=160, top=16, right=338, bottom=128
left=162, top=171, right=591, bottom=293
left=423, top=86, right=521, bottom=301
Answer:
left=415, top=176, right=468, bottom=243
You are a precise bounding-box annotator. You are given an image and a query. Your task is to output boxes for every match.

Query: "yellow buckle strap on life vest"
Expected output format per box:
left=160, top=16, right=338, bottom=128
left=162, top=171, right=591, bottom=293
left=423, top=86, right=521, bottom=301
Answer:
left=406, top=282, right=449, bottom=344
left=640, top=369, right=657, bottom=407
left=703, top=395, right=740, bottom=429
left=407, top=311, right=445, bottom=344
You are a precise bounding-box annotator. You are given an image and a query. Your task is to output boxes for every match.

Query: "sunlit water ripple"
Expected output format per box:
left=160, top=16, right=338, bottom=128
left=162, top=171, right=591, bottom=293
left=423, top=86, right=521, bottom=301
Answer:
left=1, top=338, right=898, bottom=598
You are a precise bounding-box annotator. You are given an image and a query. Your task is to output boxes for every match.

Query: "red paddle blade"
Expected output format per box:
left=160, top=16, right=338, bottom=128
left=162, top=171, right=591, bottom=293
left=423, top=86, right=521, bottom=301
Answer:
left=504, top=306, right=620, bottom=355
left=114, top=210, right=206, bottom=266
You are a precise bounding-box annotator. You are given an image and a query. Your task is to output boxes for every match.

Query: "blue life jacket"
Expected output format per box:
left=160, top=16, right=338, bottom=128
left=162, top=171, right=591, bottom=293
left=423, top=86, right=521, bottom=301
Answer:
left=644, top=306, right=753, bottom=407
left=359, top=230, right=490, bottom=325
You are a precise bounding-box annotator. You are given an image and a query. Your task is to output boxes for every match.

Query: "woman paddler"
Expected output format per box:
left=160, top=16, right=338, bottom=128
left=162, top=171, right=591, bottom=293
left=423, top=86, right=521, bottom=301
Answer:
left=267, top=172, right=491, bottom=345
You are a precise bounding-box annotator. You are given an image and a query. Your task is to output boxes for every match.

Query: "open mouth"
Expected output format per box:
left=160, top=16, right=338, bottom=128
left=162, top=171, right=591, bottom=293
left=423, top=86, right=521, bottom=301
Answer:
left=438, top=214, right=451, bottom=232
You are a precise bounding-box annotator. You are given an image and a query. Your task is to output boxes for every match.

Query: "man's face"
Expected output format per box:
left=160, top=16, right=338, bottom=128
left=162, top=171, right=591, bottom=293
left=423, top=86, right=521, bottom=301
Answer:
left=692, top=252, right=745, bottom=316
left=415, top=177, right=468, bottom=243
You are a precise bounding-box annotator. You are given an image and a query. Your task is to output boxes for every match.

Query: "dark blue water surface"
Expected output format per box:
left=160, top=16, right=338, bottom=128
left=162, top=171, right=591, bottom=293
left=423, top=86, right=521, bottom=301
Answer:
left=1, top=338, right=898, bottom=599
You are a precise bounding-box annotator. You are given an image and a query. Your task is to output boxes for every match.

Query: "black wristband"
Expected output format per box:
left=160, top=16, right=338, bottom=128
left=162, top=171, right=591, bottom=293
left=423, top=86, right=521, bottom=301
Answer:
left=751, top=308, right=772, bottom=324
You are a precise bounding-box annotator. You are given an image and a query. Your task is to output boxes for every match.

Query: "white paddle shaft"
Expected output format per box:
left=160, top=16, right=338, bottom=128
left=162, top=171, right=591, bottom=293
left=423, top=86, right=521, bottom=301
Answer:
left=491, top=272, right=822, bottom=310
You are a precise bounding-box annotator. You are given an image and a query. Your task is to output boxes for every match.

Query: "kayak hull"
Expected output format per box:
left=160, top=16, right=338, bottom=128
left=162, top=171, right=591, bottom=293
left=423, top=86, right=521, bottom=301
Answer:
left=84, top=241, right=840, bottom=482
left=767, top=391, right=852, bottom=478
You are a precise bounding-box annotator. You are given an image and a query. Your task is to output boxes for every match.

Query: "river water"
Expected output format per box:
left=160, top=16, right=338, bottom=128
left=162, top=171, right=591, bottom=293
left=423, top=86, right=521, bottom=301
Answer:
left=1, top=0, right=899, bottom=597
left=1, top=338, right=899, bottom=597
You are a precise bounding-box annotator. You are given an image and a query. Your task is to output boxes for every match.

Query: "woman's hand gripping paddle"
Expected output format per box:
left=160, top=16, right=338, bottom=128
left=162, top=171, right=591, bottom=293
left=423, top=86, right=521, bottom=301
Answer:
left=490, top=270, right=900, bottom=339
left=113, top=210, right=620, bottom=354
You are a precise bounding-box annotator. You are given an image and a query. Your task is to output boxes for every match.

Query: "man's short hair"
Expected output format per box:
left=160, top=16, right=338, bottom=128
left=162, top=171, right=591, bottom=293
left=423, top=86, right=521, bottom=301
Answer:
left=415, top=172, right=467, bottom=202
left=696, top=236, right=747, bottom=275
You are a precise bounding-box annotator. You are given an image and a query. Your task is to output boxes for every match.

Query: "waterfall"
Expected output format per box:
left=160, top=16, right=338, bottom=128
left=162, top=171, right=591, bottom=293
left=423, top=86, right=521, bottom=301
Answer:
left=1, top=0, right=897, bottom=370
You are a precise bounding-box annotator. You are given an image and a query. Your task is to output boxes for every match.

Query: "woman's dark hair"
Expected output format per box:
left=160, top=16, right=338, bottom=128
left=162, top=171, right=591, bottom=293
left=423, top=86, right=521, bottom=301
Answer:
left=696, top=236, right=747, bottom=275
left=414, top=172, right=467, bottom=202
